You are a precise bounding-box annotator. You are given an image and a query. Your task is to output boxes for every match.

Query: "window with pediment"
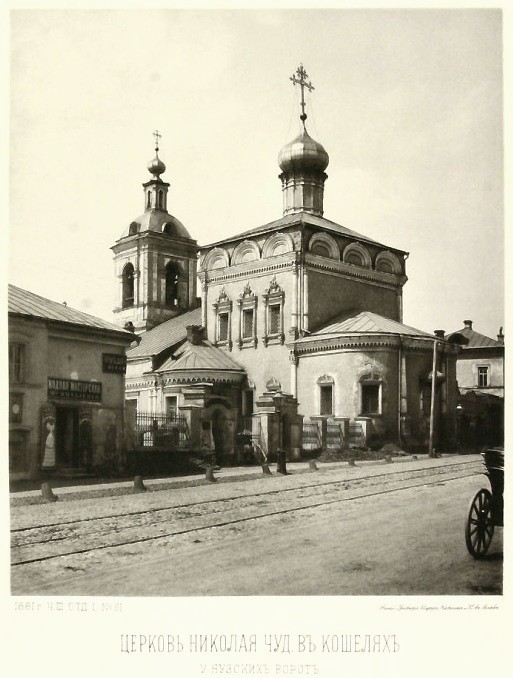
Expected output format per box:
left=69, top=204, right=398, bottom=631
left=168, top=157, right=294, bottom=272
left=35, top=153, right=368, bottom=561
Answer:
left=262, top=276, right=285, bottom=346
left=317, top=375, right=335, bottom=416
left=213, top=288, right=233, bottom=349
left=237, top=283, right=257, bottom=349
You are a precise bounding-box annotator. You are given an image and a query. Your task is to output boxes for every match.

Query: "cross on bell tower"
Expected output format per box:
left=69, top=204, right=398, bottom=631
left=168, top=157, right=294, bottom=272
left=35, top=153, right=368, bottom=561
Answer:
left=153, top=129, right=162, bottom=153
left=290, top=64, right=315, bottom=126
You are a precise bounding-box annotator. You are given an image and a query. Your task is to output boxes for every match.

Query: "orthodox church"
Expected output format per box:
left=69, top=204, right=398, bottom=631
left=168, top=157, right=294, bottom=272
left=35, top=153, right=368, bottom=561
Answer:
left=112, top=66, right=459, bottom=462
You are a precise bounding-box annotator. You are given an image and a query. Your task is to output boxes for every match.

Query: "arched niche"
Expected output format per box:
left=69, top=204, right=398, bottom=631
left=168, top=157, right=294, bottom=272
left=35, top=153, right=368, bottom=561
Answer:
left=232, top=240, right=261, bottom=265
left=202, top=247, right=230, bottom=271
left=342, top=242, right=372, bottom=268
left=375, top=251, right=401, bottom=274
left=309, top=232, right=339, bottom=260
left=262, top=232, right=294, bottom=259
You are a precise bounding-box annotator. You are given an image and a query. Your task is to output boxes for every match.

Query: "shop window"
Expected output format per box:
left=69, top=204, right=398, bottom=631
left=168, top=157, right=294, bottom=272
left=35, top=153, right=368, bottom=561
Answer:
left=9, top=343, right=25, bottom=383
left=122, top=263, right=135, bottom=307
left=9, top=392, right=23, bottom=423
left=477, top=366, right=489, bottom=388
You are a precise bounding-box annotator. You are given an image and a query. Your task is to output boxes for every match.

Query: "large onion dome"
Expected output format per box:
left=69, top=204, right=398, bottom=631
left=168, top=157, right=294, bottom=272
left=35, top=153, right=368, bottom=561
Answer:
left=278, top=127, right=329, bottom=174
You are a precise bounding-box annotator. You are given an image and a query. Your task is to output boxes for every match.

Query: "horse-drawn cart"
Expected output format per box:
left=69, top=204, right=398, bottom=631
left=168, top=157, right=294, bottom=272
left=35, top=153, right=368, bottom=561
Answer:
left=465, top=447, right=504, bottom=559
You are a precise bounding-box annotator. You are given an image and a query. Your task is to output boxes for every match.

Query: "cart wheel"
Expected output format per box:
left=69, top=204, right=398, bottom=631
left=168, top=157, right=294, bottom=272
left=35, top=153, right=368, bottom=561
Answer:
left=465, top=488, right=495, bottom=559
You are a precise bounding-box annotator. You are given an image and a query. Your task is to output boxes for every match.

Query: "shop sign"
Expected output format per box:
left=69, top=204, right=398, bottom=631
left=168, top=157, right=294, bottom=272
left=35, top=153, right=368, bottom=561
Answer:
left=48, top=377, right=102, bottom=402
left=102, top=353, right=127, bottom=374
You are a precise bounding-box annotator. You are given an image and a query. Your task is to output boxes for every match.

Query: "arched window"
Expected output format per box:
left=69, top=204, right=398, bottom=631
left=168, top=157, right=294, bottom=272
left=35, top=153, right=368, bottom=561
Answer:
left=158, top=190, right=164, bottom=209
left=147, top=191, right=152, bottom=209
left=165, top=261, right=180, bottom=307
left=122, top=263, right=135, bottom=308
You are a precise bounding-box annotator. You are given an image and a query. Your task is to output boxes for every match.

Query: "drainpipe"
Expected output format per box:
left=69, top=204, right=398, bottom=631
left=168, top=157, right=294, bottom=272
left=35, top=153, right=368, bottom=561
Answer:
left=398, top=338, right=402, bottom=447
left=429, top=339, right=437, bottom=457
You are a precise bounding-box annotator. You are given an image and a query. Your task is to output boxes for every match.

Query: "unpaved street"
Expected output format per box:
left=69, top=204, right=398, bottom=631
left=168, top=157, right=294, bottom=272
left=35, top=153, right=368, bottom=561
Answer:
left=11, top=457, right=502, bottom=596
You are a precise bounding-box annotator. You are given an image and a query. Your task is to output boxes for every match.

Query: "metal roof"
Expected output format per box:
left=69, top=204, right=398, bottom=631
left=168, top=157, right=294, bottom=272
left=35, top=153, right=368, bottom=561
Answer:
left=8, top=284, right=133, bottom=338
left=296, top=310, right=435, bottom=342
left=127, top=307, right=202, bottom=358
left=158, top=340, right=245, bottom=373
left=201, top=212, right=407, bottom=254
left=447, top=327, right=502, bottom=349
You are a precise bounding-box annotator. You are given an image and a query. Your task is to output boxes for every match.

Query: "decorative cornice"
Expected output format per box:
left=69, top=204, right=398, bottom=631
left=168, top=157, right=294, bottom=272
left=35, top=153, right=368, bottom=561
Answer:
left=295, top=335, right=450, bottom=356
left=304, top=252, right=407, bottom=288
left=200, top=255, right=298, bottom=285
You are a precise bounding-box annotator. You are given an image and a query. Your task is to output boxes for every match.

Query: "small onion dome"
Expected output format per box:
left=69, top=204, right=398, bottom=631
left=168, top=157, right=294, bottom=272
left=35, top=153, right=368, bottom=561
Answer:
left=278, top=127, right=329, bottom=173
left=147, top=154, right=166, bottom=179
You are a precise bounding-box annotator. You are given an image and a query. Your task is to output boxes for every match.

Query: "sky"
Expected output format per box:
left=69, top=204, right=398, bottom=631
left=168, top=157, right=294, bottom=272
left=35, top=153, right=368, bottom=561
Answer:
left=8, top=7, right=504, bottom=339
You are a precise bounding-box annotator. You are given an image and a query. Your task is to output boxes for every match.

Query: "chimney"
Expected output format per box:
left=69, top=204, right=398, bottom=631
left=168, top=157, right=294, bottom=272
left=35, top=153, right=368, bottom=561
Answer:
left=463, top=320, right=473, bottom=330
left=434, top=330, right=445, bottom=339
left=497, top=327, right=504, bottom=344
left=186, top=325, right=205, bottom=345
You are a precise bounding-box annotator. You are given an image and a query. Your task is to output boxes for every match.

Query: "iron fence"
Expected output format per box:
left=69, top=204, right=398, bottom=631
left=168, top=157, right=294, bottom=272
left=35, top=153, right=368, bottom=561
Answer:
left=134, top=411, right=190, bottom=450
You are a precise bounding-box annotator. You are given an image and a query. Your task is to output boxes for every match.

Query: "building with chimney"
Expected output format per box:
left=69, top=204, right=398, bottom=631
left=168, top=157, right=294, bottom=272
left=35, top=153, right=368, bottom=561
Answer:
left=115, top=66, right=460, bottom=463
left=8, top=285, right=134, bottom=481
left=447, top=321, right=504, bottom=446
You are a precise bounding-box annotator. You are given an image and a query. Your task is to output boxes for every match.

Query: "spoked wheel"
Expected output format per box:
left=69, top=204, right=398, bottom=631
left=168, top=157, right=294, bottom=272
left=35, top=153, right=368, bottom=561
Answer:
left=465, top=488, right=495, bottom=559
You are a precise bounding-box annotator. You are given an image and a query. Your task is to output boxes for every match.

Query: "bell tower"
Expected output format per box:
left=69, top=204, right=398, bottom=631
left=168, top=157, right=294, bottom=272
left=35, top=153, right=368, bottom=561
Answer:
left=111, top=132, right=198, bottom=333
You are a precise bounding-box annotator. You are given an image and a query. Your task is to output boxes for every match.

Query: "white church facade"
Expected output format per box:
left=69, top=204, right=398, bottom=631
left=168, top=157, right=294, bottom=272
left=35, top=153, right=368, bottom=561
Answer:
left=113, top=66, right=460, bottom=463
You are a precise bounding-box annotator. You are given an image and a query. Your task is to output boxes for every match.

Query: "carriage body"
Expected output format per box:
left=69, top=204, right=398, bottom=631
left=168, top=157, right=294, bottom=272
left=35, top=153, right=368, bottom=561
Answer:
left=465, top=447, right=504, bottom=558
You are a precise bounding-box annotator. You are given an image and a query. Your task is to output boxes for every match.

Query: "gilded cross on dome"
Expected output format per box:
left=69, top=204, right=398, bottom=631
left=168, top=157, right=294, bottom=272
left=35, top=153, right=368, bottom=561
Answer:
left=153, top=129, right=162, bottom=153
left=290, top=64, right=315, bottom=124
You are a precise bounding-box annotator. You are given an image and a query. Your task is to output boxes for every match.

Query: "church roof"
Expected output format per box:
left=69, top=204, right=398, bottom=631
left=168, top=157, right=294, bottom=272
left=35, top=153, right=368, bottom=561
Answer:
left=127, top=307, right=202, bottom=358
left=201, top=212, right=407, bottom=255
left=120, top=210, right=192, bottom=239
left=446, top=326, right=502, bottom=349
left=8, top=284, right=133, bottom=338
left=296, top=310, right=434, bottom=342
left=158, top=339, right=245, bottom=374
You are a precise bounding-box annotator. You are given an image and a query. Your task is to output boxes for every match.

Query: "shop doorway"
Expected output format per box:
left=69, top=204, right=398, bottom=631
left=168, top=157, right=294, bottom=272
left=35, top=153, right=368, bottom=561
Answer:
left=55, top=407, right=80, bottom=468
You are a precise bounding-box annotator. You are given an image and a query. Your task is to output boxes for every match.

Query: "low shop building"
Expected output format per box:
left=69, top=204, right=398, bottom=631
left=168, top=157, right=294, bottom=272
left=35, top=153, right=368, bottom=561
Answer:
left=8, top=284, right=134, bottom=480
